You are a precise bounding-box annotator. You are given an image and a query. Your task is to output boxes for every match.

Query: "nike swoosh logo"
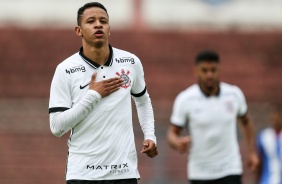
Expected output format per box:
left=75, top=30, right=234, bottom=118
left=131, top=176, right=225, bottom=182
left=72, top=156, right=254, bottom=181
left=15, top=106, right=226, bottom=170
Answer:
left=80, top=83, right=90, bottom=89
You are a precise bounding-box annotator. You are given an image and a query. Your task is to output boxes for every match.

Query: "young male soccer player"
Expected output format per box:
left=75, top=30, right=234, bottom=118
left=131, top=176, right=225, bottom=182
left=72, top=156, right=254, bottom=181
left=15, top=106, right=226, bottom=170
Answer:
left=167, top=50, right=259, bottom=184
left=49, top=2, right=158, bottom=184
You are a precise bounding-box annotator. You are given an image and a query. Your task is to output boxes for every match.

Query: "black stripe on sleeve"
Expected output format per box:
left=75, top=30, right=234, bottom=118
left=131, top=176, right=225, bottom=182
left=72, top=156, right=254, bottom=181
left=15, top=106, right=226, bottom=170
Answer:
left=49, top=107, right=70, bottom=114
left=131, top=87, right=147, bottom=97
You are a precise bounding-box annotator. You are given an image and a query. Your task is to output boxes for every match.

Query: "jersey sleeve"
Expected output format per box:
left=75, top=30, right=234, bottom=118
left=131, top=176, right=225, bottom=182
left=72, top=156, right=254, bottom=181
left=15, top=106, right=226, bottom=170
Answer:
left=132, top=93, right=156, bottom=144
left=170, top=92, right=187, bottom=128
left=49, top=64, right=72, bottom=113
left=130, top=54, right=156, bottom=143
left=130, top=55, right=147, bottom=97
left=234, top=86, right=248, bottom=117
left=49, top=63, right=102, bottom=137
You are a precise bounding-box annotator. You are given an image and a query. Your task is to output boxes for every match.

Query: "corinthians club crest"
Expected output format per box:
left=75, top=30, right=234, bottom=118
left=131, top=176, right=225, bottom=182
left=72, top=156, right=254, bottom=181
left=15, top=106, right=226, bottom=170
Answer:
left=116, top=69, right=131, bottom=89
left=225, top=100, right=234, bottom=113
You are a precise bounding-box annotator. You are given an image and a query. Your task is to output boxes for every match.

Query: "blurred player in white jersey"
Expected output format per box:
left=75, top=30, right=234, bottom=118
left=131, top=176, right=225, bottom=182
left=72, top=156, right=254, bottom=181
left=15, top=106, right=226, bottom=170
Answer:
left=49, top=2, right=157, bottom=184
left=257, top=104, right=282, bottom=184
left=167, top=50, right=259, bottom=184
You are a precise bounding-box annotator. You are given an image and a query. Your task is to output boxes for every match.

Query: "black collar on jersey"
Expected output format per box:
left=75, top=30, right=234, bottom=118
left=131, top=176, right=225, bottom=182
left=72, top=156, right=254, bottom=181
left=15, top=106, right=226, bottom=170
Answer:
left=199, top=84, right=221, bottom=97
left=79, top=45, right=113, bottom=69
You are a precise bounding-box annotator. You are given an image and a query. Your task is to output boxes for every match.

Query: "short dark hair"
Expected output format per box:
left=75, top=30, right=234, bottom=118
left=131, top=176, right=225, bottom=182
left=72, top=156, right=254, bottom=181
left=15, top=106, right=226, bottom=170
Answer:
left=195, top=50, right=220, bottom=64
left=77, top=2, right=108, bottom=26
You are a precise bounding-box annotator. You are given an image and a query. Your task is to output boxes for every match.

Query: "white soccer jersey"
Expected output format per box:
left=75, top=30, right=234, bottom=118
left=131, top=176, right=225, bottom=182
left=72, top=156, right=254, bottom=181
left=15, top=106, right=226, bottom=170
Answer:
left=49, top=45, right=155, bottom=180
left=170, top=82, right=247, bottom=180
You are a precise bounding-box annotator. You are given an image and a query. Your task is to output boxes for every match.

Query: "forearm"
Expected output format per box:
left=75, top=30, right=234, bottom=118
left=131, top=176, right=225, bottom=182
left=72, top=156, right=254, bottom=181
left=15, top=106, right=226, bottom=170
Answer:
left=240, top=115, right=260, bottom=171
left=241, top=118, right=256, bottom=153
left=167, top=127, right=179, bottom=150
left=167, top=124, right=189, bottom=153
left=133, top=93, right=156, bottom=144
left=49, top=90, right=101, bottom=137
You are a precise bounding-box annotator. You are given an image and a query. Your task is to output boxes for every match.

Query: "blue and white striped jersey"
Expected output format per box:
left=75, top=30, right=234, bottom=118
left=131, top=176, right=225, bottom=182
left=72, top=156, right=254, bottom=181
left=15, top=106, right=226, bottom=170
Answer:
left=257, top=128, right=282, bottom=184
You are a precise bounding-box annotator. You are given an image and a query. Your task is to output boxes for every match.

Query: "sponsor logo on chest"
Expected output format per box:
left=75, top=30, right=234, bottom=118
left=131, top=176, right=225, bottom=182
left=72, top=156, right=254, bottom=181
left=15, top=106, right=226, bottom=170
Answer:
left=115, top=57, right=135, bottom=64
left=66, top=65, right=86, bottom=74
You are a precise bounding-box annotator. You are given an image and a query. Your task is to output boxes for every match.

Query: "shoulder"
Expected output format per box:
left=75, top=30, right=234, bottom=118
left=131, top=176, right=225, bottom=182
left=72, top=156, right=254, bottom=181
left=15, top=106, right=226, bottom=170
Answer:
left=221, top=82, right=241, bottom=92
left=112, top=47, right=138, bottom=58
left=112, top=47, right=141, bottom=65
left=176, top=84, right=201, bottom=101
left=220, top=82, right=245, bottom=96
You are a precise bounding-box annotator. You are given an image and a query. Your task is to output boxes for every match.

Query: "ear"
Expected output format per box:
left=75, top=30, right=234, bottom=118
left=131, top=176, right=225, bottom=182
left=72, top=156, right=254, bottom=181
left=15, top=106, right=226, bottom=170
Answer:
left=109, top=26, right=111, bottom=36
left=75, top=26, right=83, bottom=37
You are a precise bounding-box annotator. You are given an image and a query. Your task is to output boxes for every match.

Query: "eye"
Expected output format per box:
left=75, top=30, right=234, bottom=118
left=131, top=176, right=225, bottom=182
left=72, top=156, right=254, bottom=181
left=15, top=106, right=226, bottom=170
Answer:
left=202, top=68, right=207, bottom=73
left=100, top=19, right=108, bottom=24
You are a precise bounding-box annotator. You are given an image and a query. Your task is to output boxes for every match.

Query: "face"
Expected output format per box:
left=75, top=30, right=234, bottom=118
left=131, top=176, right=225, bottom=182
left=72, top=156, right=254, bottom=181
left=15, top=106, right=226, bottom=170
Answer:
left=194, top=61, right=220, bottom=92
left=269, top=109, right=282, bottom=130
left=75, top=7, right=110, bottom=48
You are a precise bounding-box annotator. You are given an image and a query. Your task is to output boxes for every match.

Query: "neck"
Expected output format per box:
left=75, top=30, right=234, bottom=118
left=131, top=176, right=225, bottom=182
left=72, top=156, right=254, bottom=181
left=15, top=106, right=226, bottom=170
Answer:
left=82, top=43, right=110, bottom=66
left=199, top=83, right=220, bottom=96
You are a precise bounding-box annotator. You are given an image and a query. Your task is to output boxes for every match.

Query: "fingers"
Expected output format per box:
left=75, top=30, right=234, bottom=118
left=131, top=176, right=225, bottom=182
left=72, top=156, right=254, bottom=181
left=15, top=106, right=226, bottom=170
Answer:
left=141, top=140, right=158, bottom=158
left=91, top=72, right=97, bottom=81
left=89, top=75, right=124, bottom=97
left=145, top=147, right=158, bottom=158
left=248, top=164, right=256, bottom=172
left=177, top=136, right=190, bottom=154
left=179, top=136, right=191, bottom=144
left=102, top=78, right=124, bottom=96
left=248, top=161, right=257, bottom=172
left=104, top=77, right=123, bottom=83
left=106, top=78, right=124, bottom=89
left=248, top=155, right=259, bottom=172
left=141, top=141, right=149, bottom=152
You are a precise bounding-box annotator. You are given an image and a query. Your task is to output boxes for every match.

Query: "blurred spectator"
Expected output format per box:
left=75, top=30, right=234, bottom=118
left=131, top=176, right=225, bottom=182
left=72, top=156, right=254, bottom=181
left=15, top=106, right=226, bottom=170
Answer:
left=257, top=104, right=282, bottom=184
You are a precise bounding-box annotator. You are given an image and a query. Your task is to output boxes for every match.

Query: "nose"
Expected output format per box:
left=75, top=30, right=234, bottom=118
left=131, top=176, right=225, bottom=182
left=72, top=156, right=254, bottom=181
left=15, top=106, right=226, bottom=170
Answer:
left=94, top=20, right=103, bottom=29
left=206, top=71, right=214, bottom=78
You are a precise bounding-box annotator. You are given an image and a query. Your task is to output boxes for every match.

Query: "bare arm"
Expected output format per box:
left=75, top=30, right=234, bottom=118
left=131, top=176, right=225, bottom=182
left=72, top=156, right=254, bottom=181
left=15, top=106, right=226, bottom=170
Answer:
left=238, top=113, right=259, bottom=171
left=167, top=124, right=190, bottom=154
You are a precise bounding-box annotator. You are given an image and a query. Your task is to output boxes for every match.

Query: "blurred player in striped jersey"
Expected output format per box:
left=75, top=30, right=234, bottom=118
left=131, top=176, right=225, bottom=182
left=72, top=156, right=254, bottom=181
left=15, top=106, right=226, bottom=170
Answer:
left=257, top=104, right=282, bottom=184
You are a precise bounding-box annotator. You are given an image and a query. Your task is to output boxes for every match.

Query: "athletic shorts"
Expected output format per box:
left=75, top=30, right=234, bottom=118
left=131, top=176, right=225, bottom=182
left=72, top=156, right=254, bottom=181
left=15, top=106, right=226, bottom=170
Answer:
left=190, top=175, right=242, bottom=184
left=66, top=178, right=138, bottom=184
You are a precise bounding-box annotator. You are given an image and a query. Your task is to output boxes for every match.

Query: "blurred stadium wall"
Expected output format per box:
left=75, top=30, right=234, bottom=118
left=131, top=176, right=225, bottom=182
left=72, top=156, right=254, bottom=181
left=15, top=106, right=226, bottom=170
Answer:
left=0, top=0, right=282, bottom=183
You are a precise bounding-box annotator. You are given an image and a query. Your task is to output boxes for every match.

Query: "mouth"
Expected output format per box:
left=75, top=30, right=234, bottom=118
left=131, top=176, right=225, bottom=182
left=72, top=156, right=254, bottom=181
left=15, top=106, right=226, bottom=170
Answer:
left=94, top=30, right=104, bottom=38
left=204, top=79, right=216, bottom=88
